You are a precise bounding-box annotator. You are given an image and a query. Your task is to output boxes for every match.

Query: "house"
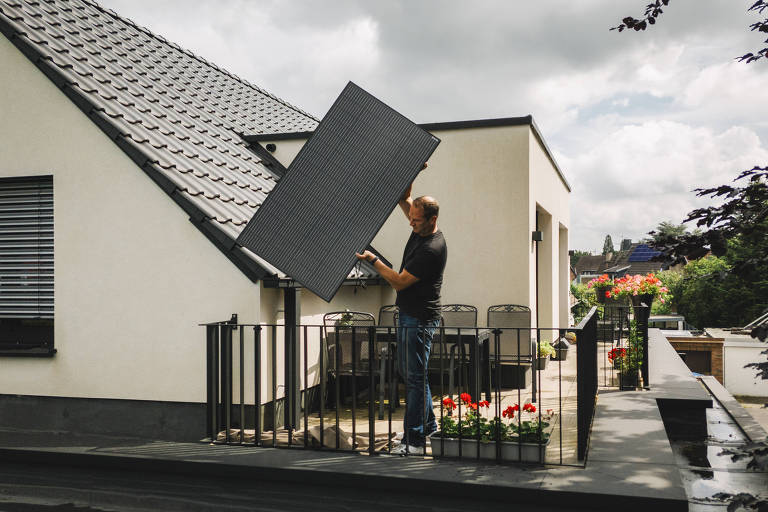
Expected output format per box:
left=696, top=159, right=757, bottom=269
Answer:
left=0, top=0, right=570, bottom=439
left=574, top=242, right=667, bottom=284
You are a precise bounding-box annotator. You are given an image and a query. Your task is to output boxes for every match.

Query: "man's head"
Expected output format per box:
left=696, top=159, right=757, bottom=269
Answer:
left=409, top=196, right=439, bottom=236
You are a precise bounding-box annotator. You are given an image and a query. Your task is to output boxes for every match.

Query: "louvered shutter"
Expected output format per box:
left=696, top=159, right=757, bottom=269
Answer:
left=0, top=176, right=53, bottom=319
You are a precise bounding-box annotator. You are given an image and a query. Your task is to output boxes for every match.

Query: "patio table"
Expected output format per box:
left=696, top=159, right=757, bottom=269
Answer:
left=438, top=327, right=491, bottom=402
left=374, top=327, right=492, bottom=403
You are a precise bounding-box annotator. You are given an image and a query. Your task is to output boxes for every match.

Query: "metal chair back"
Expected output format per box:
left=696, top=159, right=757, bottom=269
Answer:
left=377, top=304, right=399, bottom=328
left=487, top=304, right=533, bottom=361
left=440, top=304, right=477, bottom=329
left=322, top=311, right=376, bottom=374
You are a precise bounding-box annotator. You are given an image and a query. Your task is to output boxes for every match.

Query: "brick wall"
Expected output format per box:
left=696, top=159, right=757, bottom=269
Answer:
left=668, top=338, right=724, bottom=384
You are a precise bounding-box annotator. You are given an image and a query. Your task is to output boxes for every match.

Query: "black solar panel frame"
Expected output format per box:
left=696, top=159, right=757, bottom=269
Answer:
left=236, top=82, right=440, bottom=301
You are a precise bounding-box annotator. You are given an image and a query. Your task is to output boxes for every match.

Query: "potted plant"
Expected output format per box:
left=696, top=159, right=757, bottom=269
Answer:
left=607, top=273, right=670, bottom=309
left=430, top=393, right=553, bottom=462
left=609, top=320, right=643, bottom=390
left=586, top=274, right=614, bottom=303
left=536, top=340, right=556, bottom=369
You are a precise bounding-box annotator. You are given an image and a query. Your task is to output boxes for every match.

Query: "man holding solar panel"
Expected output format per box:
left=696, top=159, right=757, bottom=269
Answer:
left=356, top=165, right=447, bottom=455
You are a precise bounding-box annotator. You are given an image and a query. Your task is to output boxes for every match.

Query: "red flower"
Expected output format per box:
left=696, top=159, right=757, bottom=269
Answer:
left=511, top=404, right=520, bottom=412
left=502, top=406, right=515, bottom=418
left=468, top=402, right=478, bottom=411
left=523, top=403, right=536, bottom=413
left=442, top=397, right=456, bottom=410
left=605, top=290, right=611, bottom=298
left=460, top=392, right=472, bottom=404
left=478, top=400, right=490, bottom=408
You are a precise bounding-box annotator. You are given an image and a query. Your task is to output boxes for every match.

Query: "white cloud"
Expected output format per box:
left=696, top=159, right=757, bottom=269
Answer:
left=100, top=0, right=768, bottom=251
left=563, top=121, right=768, bottom=252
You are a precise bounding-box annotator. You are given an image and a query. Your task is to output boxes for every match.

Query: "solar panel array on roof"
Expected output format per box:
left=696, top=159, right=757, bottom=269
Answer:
left=628, top=244, right=662, bottom=262
left=237, top=82, right=440, bottom=301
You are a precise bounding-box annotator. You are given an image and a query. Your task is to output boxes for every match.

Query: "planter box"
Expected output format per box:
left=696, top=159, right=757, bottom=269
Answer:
left=429, top=434, right=548, bottom=463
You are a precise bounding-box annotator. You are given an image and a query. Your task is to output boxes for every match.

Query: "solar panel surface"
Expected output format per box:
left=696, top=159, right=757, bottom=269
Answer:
left=628, top=244, right=662, bottom=262
left=237, top=82, right=441, bottom=301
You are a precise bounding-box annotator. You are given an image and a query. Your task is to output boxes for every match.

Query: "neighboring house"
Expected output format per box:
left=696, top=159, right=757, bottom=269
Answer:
left=0, top=0, right=570, bottom=438
left=574, top=243, right=667, bottom=284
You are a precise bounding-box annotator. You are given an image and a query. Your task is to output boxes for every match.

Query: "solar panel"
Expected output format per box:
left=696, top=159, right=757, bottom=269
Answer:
left=237, top=82, right=441, bottom=301
left=629, top=244, right=662, bottom=262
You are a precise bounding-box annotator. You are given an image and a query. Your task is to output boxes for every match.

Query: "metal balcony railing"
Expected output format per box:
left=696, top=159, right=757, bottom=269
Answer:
left=201, top=307, right=604, bottom=466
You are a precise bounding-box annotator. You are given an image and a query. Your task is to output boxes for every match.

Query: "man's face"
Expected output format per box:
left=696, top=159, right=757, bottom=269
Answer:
left=409, top=205, right=435, bottom=237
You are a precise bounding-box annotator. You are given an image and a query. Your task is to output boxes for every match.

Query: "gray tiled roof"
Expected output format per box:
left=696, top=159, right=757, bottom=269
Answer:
left=0, top=0, right=381, bottom=283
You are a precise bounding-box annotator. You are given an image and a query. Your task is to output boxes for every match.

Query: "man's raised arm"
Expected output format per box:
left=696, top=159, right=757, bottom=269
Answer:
left=398, top=162, right=428, bottom=219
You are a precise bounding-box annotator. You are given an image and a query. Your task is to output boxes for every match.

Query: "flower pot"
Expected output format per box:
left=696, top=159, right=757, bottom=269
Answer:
left=429, top=434, right=548, bottom=463
left=535, top=356, right=549, bottom=371
left=618, top=370, right=640, bottom=390
left=594, top=286, right=610, bottom=304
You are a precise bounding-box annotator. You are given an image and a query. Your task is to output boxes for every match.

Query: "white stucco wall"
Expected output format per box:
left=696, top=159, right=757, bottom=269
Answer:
left=530, top=131, right=571, bottom=332
left=0, top=35, right=259, bottom=403
left=724, top=341, right=768, bottom=397
left=373, top=126, right=533, bottom=320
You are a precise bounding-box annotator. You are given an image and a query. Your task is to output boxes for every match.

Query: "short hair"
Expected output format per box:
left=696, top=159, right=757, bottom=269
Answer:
left=413, top=196, right=439, bottom=220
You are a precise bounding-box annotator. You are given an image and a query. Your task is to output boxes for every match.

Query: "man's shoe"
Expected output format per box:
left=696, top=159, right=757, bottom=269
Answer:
left=390, top=443, right=425, bottom=455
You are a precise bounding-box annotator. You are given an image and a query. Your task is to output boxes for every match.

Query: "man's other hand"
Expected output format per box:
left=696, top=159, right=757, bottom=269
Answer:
left=356, top=250, right=374, bottom=262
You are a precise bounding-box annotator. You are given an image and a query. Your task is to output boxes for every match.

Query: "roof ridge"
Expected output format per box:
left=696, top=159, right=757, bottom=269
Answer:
left=80, top=0, right=319, bottom=126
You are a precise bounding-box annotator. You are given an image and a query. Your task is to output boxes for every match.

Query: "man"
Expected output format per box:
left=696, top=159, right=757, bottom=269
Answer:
left=356, top=174, right=447, bottom=455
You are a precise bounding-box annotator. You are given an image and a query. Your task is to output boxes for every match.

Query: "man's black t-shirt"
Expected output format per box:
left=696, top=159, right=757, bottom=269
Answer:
left=396, top=230, right=447, bottom=321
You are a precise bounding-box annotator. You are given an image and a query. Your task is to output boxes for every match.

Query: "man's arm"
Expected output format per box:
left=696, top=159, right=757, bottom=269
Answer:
left=355, top=250, right=419, bottom=292
left=398, top=183, right=413, bottom=219
left=398, top=162, right=428, bottom=219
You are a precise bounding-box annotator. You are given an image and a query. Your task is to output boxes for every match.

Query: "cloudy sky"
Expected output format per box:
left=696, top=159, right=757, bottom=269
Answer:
left=104, top=0, right=768, bottom=253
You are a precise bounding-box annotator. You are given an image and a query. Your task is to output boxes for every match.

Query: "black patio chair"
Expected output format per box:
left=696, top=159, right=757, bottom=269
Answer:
left=432, top=304, right=478, bottom=398
left=322, top=311, right=387, bottom=419
left=487, top=304, right=534, bottom=388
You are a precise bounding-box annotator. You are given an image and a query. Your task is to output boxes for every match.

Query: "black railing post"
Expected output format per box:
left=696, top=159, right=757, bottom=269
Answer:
left=638, top=303, right=650, bottom=388
left=576, top=307, right=598, bottom=460
left=254, top=325, right=262, bottom=446
left=205, top=324, right=218, bottom=441
left=221, top=323, right=233, bottom=443
left=368, top=325, right=375, bottom=455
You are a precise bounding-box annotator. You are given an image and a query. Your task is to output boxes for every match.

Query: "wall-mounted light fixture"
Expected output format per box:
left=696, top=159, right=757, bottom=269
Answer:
left=532, top=230, right=543, bottom=242
left=265, top=143, right=277, bottom=152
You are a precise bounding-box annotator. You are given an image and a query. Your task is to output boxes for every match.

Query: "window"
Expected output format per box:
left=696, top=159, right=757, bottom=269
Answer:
left=0, top=176, right=54, bottom=355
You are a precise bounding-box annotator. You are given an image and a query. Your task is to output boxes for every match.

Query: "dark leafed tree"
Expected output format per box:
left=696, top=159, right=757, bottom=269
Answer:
left=612, top=0, right=768, bottom=64
left=601, top=235, right=614, bottom=255
left=613, top=2, right=768, bottom=502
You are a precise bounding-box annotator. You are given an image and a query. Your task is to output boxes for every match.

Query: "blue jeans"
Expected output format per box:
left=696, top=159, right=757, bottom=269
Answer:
left=397, top=314, right=439, bottom=447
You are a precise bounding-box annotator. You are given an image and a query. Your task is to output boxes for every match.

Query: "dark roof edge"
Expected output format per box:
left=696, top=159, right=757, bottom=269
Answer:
left=419, top=116, right=533, bottom=131
left=0, top=21, right=272, bottom=284
left=246, top=141, right=287, bottom=179
left=83, top=0, right=319, bottom=124
left=244, top=132, right=314, bottom=142
left=246, top=116, right=571, bottom=192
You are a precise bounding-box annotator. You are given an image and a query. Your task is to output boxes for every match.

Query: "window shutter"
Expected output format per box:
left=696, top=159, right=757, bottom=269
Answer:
left=0, top=176, right=53, bottom=319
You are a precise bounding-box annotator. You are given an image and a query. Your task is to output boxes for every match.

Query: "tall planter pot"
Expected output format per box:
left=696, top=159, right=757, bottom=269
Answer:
left=429, top=434, right=548, bottom=463
left=630, top=293, right=654, bottom=320
left=594, top=286, right=611, bottom=304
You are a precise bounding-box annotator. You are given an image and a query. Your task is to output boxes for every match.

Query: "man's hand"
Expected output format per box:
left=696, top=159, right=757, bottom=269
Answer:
left=355, top=250, right=375, bottom=262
